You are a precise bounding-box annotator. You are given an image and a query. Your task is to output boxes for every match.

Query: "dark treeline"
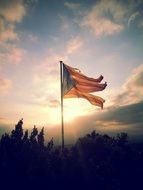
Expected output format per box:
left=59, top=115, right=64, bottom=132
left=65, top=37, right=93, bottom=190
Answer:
left=0, top=119, right=143, bottom=190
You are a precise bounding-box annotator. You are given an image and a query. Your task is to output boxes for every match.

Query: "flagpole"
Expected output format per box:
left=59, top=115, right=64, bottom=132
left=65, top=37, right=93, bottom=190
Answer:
left=60, top=61, right=64, bottom=150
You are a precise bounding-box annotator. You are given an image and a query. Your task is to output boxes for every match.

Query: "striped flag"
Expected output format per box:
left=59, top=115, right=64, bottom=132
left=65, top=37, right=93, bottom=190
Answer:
left=62, top=63, right=107, bottom=109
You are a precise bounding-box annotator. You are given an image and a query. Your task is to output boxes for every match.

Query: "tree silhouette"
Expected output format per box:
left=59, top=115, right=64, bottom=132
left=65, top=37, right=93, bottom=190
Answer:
left=38, top=127, right=44, bottom=147
left=23, top=129, right=29, bottom=143
left=116, top=132, right=128, bottom=147
left=30, top=125, right=38, bottom=145
left=0, top=119, right=142, bottom=190
left=11, top=118, right=23, bottom=142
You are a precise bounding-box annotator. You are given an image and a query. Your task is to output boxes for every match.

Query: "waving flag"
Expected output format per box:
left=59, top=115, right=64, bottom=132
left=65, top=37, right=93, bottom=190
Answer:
left=62, top=63, right=107, bottom=109
left=60, top=61, right=107, bottom=149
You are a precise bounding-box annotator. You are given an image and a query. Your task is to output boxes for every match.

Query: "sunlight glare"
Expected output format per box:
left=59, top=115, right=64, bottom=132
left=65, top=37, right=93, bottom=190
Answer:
left=49, top=99, right=88, bottom=124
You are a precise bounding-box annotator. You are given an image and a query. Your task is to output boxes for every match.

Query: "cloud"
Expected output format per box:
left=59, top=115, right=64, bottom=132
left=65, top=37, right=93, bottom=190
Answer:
left=67, top=36, right=83, bottom=54
left=7, top=47, right=25, bottom=64
left=113, top=64, right=143, bottom=105
left=0, top=18, right=4, bottom=31
left=67, top=64, right=143, bottom=139
left=0, top=0, right=26, bottom=42
left=34, top=50, right=67, bottom=79
left=82, top=0, right=128, bottom=37
left=0, top=22, right=18, bottom=42
left=0, top=0, right=26, bottom=23
left=32, top=50, right=68, bottom=106
left=59, top=15, right=70, bottom=31
left=0, top=44, right=25, bottom=65
left=27, top=33, right=38, bottom=43
left=83, top=17, right=123, bottom=37
left=97, top=102, right=143, bottom=125
left=48, top=100, right=60, bottom=108
left=0, top=75, right=12, bottom=95
left=61, top=2, right=83, bottom=32
left=64, top=2, right=80, bottom=10
left=128, top=11, right=139, bottom=27
left=64, top=100, right=143, bottom=142
left=30, top=34, right=83, bottom=106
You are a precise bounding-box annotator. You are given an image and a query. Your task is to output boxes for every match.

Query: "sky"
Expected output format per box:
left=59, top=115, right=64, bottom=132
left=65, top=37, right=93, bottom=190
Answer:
left=0, top=0, right=143, bottom=144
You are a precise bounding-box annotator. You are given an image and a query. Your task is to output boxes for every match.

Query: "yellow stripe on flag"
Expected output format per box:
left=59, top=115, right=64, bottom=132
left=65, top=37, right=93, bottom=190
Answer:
left=63, top=63, right=107, bottom=109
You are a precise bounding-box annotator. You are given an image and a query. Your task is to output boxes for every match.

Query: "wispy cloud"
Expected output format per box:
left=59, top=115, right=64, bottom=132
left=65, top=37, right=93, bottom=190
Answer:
left=7, top=47, right=25, bottom=65
left=59, top=15, right=70, bottom=31
left=19, top=31, right=39, bottom=43
left=67, top=36, right=83, bottom=54
left=0, top=0, right=26, bottom=23
left=128, top=11, right=139, bottom=27
left=83, top=17, right=123, bottom=37
left=0, top=0, right=26, bottom=42
left=113, top=64, right=143, bottom=106
left=0, top=75, right=12, bottom=95
left=0, top=0, right=27, bottom=73
left=0, top=22, right=18, bottom=42
left=81, top=0, right=128, bottom=37
left=48, top=100, right=60, bottom=108
left=32, top=49, right=68, bottom=106
left=27, top=33, right=38, bottom=43
left=64, top=2, right=80, bottom=10
left=70, top=64, right=143, bottom=137
left=0, top=44, right=25, bottom=65
left=31, top=35, right=84, bottom=106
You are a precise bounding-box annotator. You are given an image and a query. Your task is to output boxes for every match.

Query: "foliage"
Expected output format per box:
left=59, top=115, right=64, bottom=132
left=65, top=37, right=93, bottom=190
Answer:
left=0, top=120, right=143, bottom=189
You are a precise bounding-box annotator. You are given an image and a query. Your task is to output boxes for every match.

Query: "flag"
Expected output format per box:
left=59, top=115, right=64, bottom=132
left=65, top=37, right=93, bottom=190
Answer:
left=62, top=63, right=107, bottom=109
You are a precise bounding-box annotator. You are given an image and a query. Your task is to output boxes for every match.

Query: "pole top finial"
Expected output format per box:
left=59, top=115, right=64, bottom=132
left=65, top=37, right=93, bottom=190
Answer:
left=60, top=60, right=63, bottom=63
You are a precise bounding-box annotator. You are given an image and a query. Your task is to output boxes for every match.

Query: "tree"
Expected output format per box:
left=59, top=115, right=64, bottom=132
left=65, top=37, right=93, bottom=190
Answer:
left=47, top=137, right=53, bottom=151
left=38, top=127, right=44, bottom=147
left=116, top=132, right=128, bottom=147
left=23, top=130, right=29, bottom=144
left=11, top=119, right=23, bottom=142
left=30, top=125, right=38, bottom=145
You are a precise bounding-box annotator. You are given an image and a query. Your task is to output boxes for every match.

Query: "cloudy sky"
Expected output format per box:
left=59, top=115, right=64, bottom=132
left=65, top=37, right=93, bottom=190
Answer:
left=0, top=0, right=143, bottom=143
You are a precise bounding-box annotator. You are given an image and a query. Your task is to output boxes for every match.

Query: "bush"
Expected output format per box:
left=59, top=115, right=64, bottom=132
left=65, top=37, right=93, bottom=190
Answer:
left=0, top=119, right=142, bottom=190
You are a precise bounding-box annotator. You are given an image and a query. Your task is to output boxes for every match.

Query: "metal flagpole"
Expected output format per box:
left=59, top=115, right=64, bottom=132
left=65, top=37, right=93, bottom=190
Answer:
left=60, top=61, right=64, bottom=150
